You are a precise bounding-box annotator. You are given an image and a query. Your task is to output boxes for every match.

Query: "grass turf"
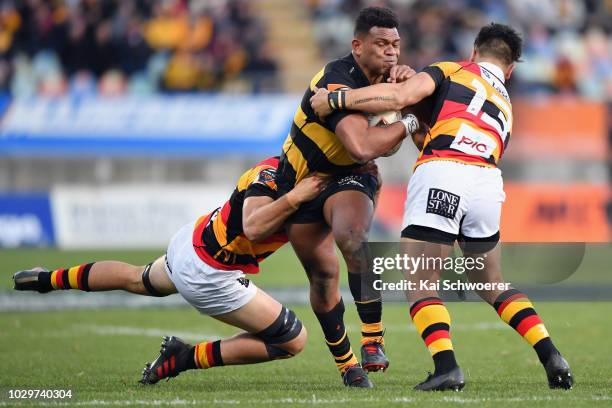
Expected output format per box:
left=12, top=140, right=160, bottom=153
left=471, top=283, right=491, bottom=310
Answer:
left=1, top=248, right=611, bottom=406
left=1, top=302, right=611, bottom=407
left=1, top=244, right=611, bottom=292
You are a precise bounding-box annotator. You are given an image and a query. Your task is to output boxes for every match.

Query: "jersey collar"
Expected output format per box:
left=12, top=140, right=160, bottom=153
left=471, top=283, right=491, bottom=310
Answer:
left=478, top=62, right=505, bottom=84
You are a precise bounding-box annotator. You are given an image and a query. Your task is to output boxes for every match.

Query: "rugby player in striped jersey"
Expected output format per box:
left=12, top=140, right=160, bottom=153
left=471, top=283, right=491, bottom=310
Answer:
left=310, top=23, right=573, bottom=391
left=13, top=157, right=328, bottom=385
left=275, top=6, right=420, bottom=387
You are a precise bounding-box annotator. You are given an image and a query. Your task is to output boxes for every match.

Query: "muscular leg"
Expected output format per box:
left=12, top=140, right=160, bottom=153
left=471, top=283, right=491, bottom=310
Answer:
left=401, top=237, right=459, bottom=377
left=13, top=256, right=177, bottom=296
left=465, top=244, right=564, bottom=369
left=287, top=222, right=361, bottom=375
left=323, top=190, right=373, bottom=279
left=142, top=288, right=307, bottom=384
left=323, top=191, right=385, bottom=348
left=287, top=222, right=340, bottom=312
left=211, top=289, right=307, bottom=364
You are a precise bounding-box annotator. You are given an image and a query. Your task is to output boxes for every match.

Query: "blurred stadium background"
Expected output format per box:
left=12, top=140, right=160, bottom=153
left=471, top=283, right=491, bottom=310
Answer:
left=1, top=1, right=611, bottom=405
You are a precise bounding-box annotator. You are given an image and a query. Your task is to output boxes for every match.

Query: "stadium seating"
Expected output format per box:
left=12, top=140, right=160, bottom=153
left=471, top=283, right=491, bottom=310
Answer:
left=0, top=0, right=280, bottom=95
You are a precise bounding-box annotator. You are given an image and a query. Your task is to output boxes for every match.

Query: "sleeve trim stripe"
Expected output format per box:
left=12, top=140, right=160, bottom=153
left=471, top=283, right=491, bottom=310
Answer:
left=422, top=66, right=445, bottom=88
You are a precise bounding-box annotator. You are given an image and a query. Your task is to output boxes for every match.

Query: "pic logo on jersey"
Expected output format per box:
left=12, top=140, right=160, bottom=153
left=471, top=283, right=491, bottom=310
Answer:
left=451, top=123, right=497, bottom=158
left=426, top=188, right=460, bottom=219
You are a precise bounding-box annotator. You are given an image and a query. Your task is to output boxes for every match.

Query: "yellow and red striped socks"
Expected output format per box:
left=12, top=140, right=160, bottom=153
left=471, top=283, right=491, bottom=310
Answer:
left=360, top=319, right=385, bottom=346
left=314, top=299, right=359, bottom=374
left=49, top=263, right=94, bottom=291
left=410, top=297, right=458, bottom=374
left=192, top=340, right=224, bottom=369
left=493, top=289, right=558, bottom=364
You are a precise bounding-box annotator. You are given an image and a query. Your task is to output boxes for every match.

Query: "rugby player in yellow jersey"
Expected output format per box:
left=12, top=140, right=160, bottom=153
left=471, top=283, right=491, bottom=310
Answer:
left=311, top=23, right=573, bottom=391
left=13, top=157, right=329, bottom=384
left=275, top=6, right=420, bottom=387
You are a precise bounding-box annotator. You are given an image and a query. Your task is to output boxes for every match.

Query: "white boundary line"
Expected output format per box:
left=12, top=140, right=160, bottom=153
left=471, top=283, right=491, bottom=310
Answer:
left=73, top=324, right=222, bottom=342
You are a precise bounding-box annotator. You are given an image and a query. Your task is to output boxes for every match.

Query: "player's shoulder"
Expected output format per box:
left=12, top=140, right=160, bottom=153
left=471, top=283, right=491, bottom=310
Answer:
left=320, top=54, right=367, bottom=89
left=426, top=61, right=464, bottom=74
left=245, top=157, right=279, bottom=192
left=252, top=156, right=280, bottom=171
left=324, top=54, right=355, bottom=73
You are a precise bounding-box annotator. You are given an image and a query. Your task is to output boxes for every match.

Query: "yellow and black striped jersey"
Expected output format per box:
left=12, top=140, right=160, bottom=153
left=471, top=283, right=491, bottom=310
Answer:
left=192, top=157, right=288, bottom=274
left=275, top=53, right=372, bottom=193
left=416, top=60, right=513, bottom=168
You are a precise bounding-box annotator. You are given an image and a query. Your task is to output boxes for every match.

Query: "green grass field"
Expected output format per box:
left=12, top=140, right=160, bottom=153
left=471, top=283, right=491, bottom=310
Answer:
left=1, top=249, right=611, bottom=407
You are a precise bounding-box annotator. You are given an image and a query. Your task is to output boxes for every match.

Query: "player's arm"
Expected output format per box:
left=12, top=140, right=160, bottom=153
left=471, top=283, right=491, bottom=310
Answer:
left=334, top=113, right=419, bottom=163
left=242, top=174, right=327, bottom=242
left=348, top=72, right=436, bottom=112
left=412, top=130, right=427, bottom=151
left=311, top=72, right=436, bottom=117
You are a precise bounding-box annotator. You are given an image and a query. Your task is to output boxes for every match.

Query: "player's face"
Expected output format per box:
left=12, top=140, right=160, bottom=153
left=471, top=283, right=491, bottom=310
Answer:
left=355, top=27, right=400, bottom=77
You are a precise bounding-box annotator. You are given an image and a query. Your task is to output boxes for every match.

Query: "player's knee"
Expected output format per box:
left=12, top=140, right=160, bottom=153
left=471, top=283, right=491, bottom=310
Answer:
left=255, top=307, right=305, bottom=360
left=127, top=265, right=148, bottom=293
left=309, top=275, right=338, bottom=308
left=334, top=226, right=369, bottom=257
left=306, top=263, right=338, bottom=294
left=280, top=325, right=308, bottom=357
left=309, top=268, right=337, bottom=287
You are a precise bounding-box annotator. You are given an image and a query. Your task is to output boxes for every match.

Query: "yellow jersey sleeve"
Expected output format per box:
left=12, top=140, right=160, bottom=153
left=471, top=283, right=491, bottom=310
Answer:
left=422, top=61, right=462, bottom=87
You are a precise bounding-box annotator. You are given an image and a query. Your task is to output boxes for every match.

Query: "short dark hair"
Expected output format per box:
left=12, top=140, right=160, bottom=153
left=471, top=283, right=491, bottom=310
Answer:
left=354, top=7, right=399, bottom=37
left=474, top=23, right=523, bottom=65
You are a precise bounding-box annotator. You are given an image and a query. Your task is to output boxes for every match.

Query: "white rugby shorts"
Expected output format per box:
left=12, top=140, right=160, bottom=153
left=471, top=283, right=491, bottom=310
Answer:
left=401, top=160, right=505, bottom=247
left=165, top=221, right=258, bottom=316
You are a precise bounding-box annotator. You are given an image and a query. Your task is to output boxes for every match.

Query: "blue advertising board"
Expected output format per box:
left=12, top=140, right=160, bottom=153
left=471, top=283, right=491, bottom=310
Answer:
left=0, top=192, right=55, bottom=247
left=0, top=94, right=301, bottom=157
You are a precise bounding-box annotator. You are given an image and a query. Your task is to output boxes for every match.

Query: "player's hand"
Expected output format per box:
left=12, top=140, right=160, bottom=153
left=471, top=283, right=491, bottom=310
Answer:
left=358, top=160, right=382, bottom=189
left=287, top=173, right=329, bottom=205
left=356, top=160, right=379, bottom=178
left=387, top=65, right=416, bottom=83
left=310, top=87, right=332, bottom=118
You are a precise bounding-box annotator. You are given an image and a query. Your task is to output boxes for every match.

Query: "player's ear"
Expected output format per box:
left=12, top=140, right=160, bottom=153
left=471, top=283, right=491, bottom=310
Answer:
left=352, top=38, right=362, bottom=56
left=505, top=63, right=515, bottom=80
left=469, top=48, right=477, bottom=62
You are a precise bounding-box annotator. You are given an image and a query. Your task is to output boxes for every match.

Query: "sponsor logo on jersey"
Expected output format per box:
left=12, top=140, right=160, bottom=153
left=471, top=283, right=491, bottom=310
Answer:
left=237, top=277, right=250, bottom=288
left=255, top=168, right=277, bottom=190
left=337, top=175, right=365, bottom=188
left=327, top=83, right=351, bottom=91
left=451, top=123, right=497, bottom=158
left=426, top=188, right=460, bottom=219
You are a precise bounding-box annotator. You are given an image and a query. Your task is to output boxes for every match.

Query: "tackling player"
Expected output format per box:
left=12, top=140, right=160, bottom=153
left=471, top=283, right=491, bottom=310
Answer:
left=310, top=23, right=573, bottom=391
left=275, top=6, right=420, bottom=387
left=13, top=157, right=327, bottom=384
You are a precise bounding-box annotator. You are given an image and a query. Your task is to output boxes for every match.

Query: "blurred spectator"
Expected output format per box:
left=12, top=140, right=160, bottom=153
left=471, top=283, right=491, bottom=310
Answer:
left=2, top=0, right=610, bottom=99
left=0, top=0, right=278, bottom=96
left=307, top=0, right=612, bottom=101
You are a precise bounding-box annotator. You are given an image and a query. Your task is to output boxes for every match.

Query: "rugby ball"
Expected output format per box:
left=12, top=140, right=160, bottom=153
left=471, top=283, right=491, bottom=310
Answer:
left=368, top=110, right=403, bottom=157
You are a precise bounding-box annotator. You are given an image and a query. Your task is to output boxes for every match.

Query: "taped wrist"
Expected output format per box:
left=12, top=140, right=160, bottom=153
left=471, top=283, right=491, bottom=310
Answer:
left=327, top=90, right=346, bottom=110
left=401, top=114, right=419, bottom=137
